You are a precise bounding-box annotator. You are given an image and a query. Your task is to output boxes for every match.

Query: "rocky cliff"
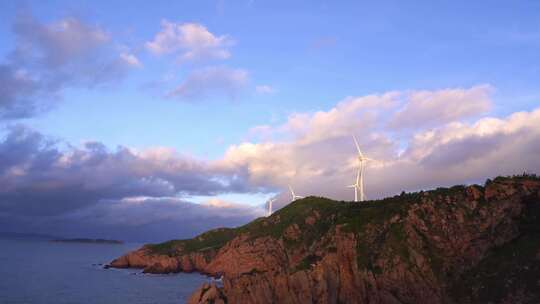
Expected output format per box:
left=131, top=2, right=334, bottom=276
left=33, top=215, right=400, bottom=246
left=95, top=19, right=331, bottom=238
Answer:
left=109, top=175, right=540, bottom=304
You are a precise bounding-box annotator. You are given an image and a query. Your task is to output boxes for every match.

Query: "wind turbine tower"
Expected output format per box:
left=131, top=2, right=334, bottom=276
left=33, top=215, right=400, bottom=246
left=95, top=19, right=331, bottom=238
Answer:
left=349, top=135, right=373, bottom=202
left=288, top=185, right=303, bottom=201
left=267, top=198, right=276, bottom=216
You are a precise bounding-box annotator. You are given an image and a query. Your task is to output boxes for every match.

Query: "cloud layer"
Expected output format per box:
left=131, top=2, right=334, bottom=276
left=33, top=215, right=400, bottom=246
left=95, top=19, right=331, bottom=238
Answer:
left=1, top=85, right=539, bottom=241
left=221, top=85, right=540, bottom=209
left=0, top=125, right=259, bottom=241
left=389, top=85, right=493, bottom=129
left=0, top=125, right=257, bottom=216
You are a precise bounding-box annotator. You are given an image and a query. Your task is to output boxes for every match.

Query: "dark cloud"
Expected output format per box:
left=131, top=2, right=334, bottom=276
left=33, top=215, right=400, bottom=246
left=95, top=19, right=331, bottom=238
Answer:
left=0, top=197, right=259, bottom=243
left=0, top=125, right=264, bottom=241
left=0, top=126, right=257, bottom=218
left=0, top=12, right=139, bottom=119
left=0, top=63, right=50, bottom=119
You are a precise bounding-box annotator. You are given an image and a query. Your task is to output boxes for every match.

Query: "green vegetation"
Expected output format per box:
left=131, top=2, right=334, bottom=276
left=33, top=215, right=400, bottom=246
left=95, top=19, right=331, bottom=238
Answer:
left=147, top=228, right=237, bottom=256
left=335, top=193, right=421, bottom=269
left=146, top=174, right=539, bottom=288
left=147, top=190, right=436, bottom=271
left=238, top=196, right=341, bottom=248
left=490, top=172, right=540, bottom=184
left=337, top=193, right=416, bottom=233
left=147, top=197, right=343, bottom=256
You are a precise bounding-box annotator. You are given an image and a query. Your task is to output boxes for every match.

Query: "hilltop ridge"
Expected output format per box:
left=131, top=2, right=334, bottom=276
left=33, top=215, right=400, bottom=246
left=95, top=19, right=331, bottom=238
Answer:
left=110, top=175, right=540, bottom=304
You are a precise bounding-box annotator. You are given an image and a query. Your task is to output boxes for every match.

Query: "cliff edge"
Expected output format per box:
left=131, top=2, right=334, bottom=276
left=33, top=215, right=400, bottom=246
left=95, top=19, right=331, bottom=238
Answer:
left=109, top=175, right=540, bottom=304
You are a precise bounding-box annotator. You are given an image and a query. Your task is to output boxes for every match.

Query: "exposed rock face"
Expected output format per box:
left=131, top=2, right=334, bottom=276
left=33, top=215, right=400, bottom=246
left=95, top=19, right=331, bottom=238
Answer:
left=110, top=176, right=540, bottom=303
left=188, top=282, right=227, bottom=304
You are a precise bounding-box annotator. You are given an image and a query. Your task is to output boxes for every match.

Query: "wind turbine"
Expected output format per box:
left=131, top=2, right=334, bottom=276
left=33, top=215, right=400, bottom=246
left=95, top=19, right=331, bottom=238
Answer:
left=267, top=198, right=277, bottom=216
left=288, top=185, right=303, bottom=201
left=347, top=169, right=361, bottom=202
left=349, top=135, right=373, bottom=202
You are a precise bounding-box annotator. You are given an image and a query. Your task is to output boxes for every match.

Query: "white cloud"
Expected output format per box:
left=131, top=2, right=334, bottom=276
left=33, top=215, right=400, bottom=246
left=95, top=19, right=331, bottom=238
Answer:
left=389, top=84, right=493, bottom=129
left=247, top=86, right=493, bottom=145
left=120, top=52, right=142, bottom=68
left=168, top=66, right=249, bottom=100
left=276, top=92, right=399, bottom=144
left=216, top=85, right=540, bottom=210
left=255, top=85, right=276, bottom=94
left=146, top=20, right=233, bottom=62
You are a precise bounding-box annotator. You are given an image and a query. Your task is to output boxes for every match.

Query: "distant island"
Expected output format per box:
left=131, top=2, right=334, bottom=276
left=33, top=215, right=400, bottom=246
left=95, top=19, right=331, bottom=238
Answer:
left=51, top=238, right=123, bottom=244
left=0, top=232, right=59, bottom=240
left=109, top=174, right=540, bottom=304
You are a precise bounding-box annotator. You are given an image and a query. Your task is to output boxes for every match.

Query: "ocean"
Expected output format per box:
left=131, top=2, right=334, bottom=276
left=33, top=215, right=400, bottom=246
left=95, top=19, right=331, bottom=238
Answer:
left=0, top=238, right=208, bottom=304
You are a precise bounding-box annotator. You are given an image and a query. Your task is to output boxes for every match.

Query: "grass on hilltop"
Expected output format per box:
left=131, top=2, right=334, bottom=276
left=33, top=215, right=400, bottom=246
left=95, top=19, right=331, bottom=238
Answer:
left=147, top=228, right=237, bottom=257
left=146, top=174, right=538, bottom=270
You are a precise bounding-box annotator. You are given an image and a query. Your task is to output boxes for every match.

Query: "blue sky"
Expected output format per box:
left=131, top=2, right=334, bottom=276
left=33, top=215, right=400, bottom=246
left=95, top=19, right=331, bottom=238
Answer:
left=0, top=1, right=539, bottom=241
left=2, top=0, right=539, bottom=155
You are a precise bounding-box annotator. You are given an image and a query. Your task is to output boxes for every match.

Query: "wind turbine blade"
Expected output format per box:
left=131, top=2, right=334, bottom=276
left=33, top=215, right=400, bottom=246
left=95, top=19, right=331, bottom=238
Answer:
left=352, top=135, right=364, bottom=157
left=356, top=168, right=360, bottom=185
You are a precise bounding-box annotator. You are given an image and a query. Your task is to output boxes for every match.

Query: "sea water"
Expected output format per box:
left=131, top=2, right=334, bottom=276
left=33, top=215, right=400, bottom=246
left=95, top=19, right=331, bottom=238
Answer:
left=0, top=238, right=208, bottom=304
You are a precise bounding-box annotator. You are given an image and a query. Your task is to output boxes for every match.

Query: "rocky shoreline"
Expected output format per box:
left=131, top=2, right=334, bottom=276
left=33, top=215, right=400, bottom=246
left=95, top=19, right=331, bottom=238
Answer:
left=108, top=175, right=540, bottom=304
left=108, top=245, right=216, bottom=274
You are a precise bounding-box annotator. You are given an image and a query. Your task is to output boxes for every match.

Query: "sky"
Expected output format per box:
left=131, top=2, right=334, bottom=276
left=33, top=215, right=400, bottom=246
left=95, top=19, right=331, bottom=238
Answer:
left=0, top=0, right=539, bottom=242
